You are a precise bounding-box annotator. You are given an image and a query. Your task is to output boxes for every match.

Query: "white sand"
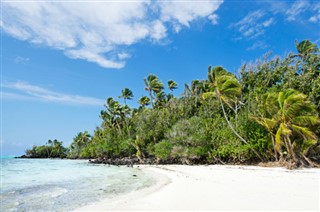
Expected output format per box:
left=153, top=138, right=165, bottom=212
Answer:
left=76, top=165, right=320, bottom=211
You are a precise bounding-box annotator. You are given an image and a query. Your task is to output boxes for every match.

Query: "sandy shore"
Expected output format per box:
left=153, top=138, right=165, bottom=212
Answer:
left=76, top=165, right=320, bottom=211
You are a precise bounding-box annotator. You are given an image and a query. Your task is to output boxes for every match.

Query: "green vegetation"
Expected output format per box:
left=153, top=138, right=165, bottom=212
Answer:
left=25, top=139, right=67, bottom=158
left=24, top=40, right=320, bottom=167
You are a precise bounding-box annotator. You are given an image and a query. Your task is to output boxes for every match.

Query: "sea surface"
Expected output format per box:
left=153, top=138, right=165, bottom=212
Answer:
left=0, top=157, right=154, bottom=211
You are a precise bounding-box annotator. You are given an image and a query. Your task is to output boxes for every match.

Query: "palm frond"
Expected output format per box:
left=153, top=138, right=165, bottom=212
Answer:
left=250, top=116, right=277, bottom=130
left=292, top=115, right=320, bottom=126
left=280, top=123, right=291, bottom=135
left=291, top=124, right=317, bottom=140
left=278, top=91, right=284, bottom=113
left=301, top=140, right=317, bottom=155
left=202, top=92, right=216, bottom=100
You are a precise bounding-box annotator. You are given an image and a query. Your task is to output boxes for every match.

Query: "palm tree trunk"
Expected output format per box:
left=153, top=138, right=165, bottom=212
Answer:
left=115, top=119, right=122, bottom=135
left=270, top=133, right=278, bottom=161
left=148, top=90, right=154, bottom=108
left=286, top=136, right=298, bottom=163
left=218, top=94, right=263, bottom=161
left=46, top=147, right=50, bottom=158
left=124, top=117, right=131, bottom=137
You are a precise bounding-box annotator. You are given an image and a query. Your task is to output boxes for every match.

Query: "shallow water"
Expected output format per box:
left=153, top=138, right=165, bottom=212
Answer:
left=1, top=158, right=154, bottom=211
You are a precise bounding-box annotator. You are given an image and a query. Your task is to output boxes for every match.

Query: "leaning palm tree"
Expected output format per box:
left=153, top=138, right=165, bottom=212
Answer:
left=206, top=66, right=263, bottom=160
left=144, top=74, right=164, bottom=107
left=274, top=89, right=318, bottom=164
left=119, top=88, right=133, bottom=106
left=252, top=89, right=319, bottom=165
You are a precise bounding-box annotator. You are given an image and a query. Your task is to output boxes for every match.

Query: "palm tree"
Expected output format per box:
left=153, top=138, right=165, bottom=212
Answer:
left=182, top=83, right=191, bottom=98
left=250, top=92, right=279, bottom=160
left=252, top=89, right=319, bottom=165
left=191, top=80, right=208, bottom=96
left=144, top=74, right=164, bottom=107
left=102, top=97, right=123, bottom=132
left=119, top=104, right=131, bottom=136
left=72, top=131, right=91, bottom=157
left=206, top=66, right=263, bottom=160
left=138, top=96, right=150, bottom=108
left=46, top=139, right=53, bottom=158
left=294, top=40, right=317, bottom=61
left=132, top=135, right=145, bottom=162
left=51, top=139, right=64, bottom=157
left=119, top=88, right=133, bottom=106
left=168, top=80, right=178, bottom=92
left=155, top=91, right=167, bottom=108
left=274, top=89, right=318, bottom=164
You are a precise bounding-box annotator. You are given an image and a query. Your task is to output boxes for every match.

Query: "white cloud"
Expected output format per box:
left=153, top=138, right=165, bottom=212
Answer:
left=158, top=0, right=223, bottom=31
left=231, top=10, right=274, bottom=40
left=286, top=0, right=310, bottom=21
left=150, top=20, right=167, bottom=40
left=2, top=1, right=223, bottom=69
left=1, top=82, right=105, bottom=106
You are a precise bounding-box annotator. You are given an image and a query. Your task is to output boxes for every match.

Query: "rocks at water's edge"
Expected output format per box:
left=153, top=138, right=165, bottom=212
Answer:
left=89, top=157, right=153, bottom=166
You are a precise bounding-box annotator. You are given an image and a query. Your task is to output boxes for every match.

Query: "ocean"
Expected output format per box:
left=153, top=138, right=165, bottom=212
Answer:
left=0, top=157, right=154, bottom=211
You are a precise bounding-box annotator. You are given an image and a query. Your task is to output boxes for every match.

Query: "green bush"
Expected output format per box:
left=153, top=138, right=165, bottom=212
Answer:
left=166, top=116, right=212, bottom=161
left=154, top=140, right=173, bottom=160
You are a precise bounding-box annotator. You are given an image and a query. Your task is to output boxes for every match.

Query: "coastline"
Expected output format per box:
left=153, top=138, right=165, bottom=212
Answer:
left=75, top=165, right=320, bottom=211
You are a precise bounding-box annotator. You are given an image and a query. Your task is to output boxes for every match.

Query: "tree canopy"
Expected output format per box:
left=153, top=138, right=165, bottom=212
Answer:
left=25, top=40, right=320, bottom=168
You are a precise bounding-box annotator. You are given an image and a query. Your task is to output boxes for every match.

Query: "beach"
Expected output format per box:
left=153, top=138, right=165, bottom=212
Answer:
left=76, top=165, right=320, bottom=211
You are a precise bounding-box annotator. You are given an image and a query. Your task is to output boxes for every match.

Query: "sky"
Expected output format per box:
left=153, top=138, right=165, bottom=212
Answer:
left=1, top=0, right=320, bottom=156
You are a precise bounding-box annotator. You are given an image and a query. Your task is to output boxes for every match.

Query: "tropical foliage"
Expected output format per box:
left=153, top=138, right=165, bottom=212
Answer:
left=25, top=40, right=320, bottom=167
left=25, top=139, right=67, bottom=158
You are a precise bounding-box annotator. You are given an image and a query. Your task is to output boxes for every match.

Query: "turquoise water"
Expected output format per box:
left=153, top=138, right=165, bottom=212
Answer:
left=1, top=158, right=154, bottom=211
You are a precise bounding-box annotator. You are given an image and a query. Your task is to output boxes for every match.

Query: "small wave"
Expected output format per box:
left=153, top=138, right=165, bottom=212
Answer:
left=51, top=187, right=68, bottom=198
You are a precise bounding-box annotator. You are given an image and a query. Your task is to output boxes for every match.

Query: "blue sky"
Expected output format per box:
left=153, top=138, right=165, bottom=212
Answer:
left=1, top=0, right=320, bottom=155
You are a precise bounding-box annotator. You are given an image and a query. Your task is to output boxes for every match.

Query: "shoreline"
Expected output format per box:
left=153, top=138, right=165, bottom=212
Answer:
left=76, top=165, right=320, bottom=211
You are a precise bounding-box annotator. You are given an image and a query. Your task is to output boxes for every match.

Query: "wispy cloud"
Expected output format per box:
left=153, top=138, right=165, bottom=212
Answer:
left=309, top=3, right=320, bottom=23
left=286, top=0, right=310, bottom=21
left=1, top=1, right=223, bottom=69
left=285, top=0, right=310, bottom=21
left=268, top=0, right=319, bottom=24
left=231, top=10, right=274, bottom=40
left=246, top=41, right=269, bottom=51
left=14, top=56, right=30, bottom=64
left=231, top=0, right=319, bottom=51
left=1, top=81, right=105, bottom=106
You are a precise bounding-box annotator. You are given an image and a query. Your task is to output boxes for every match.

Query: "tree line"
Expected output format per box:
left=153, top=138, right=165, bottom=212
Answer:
left=24, top=40, right=320, bottom=167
